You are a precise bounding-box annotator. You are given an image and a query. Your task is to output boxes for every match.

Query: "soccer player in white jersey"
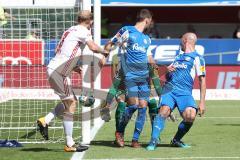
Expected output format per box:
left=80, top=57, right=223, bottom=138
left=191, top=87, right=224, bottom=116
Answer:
left=37, top=10, right=108, bottom=152
left=147, top=32, right=206, bottom=150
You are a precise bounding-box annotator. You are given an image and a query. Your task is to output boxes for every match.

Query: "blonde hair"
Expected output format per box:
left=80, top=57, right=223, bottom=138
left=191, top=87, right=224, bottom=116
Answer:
left=77, top=10, right=93, bottom=23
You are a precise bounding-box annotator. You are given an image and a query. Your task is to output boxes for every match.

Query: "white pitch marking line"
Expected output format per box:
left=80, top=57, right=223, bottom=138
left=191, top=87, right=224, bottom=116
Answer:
left=71, top=120, right=104, bottom=160
left=201, top=117, right=240, bottom=119
left=146, top=157, right=240, bottom=160
left=85, top=157, right=240, bottom=160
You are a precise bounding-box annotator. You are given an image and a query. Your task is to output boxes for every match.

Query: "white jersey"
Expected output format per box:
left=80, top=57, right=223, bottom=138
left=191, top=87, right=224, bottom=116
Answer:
left=47, top=25, right=92, bottom=76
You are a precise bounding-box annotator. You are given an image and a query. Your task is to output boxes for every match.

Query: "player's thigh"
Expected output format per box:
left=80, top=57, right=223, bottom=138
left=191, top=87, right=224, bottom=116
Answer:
left=159, top=92, right=176, bottom=112
left=125, top=80, right=138, bottom=104
left=48, top=71, right=66, bottom=96
left=138, top=81, right=150, bottom=102
left=175, top=95, right=197, bottom=121
left=48, top=71, right=76, bottom=102
left=62, top=98, right=77, bottom=113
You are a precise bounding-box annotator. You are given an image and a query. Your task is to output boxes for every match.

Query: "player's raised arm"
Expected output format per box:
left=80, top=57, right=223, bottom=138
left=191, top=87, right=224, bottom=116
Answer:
left=104, top=27, right=129, bottom=53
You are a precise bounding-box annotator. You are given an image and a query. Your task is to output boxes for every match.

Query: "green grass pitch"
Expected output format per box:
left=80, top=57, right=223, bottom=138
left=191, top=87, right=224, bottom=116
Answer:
left=0, top=100, right=240, bottom=160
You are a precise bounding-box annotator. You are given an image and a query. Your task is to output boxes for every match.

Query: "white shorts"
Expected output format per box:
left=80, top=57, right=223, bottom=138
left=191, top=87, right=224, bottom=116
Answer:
left=47, top=68, right=76, bottom=100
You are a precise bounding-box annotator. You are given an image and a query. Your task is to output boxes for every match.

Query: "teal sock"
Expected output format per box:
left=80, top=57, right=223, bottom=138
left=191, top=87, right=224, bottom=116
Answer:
left=151, top=114, right=166, bottom=140
left=132, top=107, right=147, bottom=141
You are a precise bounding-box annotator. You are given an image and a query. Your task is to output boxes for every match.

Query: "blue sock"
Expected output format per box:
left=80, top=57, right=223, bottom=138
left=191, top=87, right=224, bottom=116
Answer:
left=133, top=107, right=147, bottom=141
left=117, top=104, right=138, bottom=133
left=151, top=114, right=166, bottom=141
left=174, top=121, right=193, bottom=141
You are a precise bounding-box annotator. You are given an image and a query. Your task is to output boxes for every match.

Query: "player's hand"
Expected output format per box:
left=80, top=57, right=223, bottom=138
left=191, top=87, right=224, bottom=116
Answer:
left=98, top=57, right=106, bottom=68
left=198, top=102, right=205, bottom=117
left=167, top=65, right=175, bottom=72
left=100, top=100, right=111, bottom=122
left=152, top=63, right=159, bottom=71
left=102, top=49, right=109, bottom=57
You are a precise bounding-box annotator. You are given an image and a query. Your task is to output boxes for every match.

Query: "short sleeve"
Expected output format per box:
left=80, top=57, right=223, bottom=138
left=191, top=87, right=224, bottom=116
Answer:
left=78, top=27, right=92, bottom=44
left=195, top=56, right=206, bottom=76
left=146, top=37, right=152, bottom=56
left=110, top=27, right=129, bottom=45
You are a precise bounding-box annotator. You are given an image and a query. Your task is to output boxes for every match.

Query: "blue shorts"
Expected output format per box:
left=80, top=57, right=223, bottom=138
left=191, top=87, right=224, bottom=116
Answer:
left=125, top=80, right=150, bottom=101
left=159, top=91, right=197, bottom=113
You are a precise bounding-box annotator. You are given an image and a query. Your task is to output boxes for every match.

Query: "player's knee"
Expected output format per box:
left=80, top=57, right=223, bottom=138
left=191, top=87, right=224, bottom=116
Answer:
left=127, top=97, right=139, bottom=106
left=116, top=94, right=125, bottom=103
left=63, top=99, right=77, bottom=114
left=159, top=106, right=171, bottom=118
left=183, top=107, right=196, bottom=122
left=139, top=99, right=148, bottom=108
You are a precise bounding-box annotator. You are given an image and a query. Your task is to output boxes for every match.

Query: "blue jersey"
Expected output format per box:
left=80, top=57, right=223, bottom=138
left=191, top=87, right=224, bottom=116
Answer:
left=111, top=26, right=151, bottom=82
left=166, top=51, right=206, bottom=95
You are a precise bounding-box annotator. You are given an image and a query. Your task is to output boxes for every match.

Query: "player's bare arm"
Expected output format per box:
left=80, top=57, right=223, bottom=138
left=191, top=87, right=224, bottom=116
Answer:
left=104, top=40, right=116, bottom=52
left=86, top=40, right=109, bottom=56
left=198, top=75, right=206, bottom=117
left=98, top=56, right=106, bottom=68
left=148, top=55, right=158, bottom=69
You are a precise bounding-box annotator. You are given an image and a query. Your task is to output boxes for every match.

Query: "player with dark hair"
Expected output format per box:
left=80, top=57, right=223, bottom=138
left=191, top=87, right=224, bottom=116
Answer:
left=147, top=32, right=206, bottom=150
left=100, top=49, right=164, bottom=127
left=103, top=9, right=155, bottom=148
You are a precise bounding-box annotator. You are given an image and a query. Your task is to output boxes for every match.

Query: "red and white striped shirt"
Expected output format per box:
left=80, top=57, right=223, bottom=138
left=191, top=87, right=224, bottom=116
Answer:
left=48, top=25, right=92, bottom=76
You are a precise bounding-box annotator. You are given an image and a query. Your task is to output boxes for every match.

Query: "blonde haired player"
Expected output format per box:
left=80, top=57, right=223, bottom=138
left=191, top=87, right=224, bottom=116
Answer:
left=37, top=10, right=108, bottom=152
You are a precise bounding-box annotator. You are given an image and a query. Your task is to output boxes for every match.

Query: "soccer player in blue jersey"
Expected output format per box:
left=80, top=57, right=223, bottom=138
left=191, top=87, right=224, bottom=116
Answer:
left=105, top=9, right=153, bottom=148
left=146, top=32, right=206, bottom=150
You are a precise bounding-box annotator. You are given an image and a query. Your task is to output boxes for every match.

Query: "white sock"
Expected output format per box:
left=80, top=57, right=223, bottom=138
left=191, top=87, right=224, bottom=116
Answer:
left=45, top=103, right=65, bottom=124
left=45, top=112, right=54, bottom=125
left=63, top=113, right=74, bottom=147
left=66, top=135, right=75, bottom=147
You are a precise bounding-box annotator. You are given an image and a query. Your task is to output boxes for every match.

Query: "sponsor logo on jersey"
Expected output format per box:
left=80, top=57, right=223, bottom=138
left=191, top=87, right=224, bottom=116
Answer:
left=173, top=62, right=187, bottom=69
left=132, top=43, right=146, bottom=52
